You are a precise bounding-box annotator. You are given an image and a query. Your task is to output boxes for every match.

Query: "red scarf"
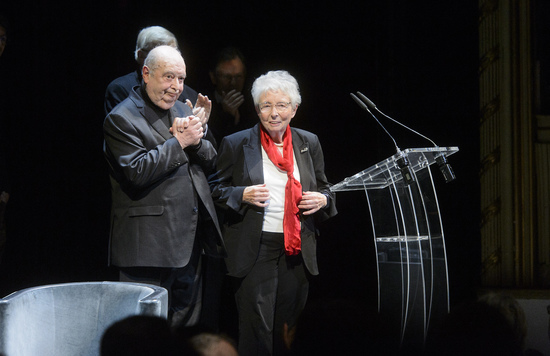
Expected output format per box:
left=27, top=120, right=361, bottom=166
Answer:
left=260, top=125, right=302, bottom=255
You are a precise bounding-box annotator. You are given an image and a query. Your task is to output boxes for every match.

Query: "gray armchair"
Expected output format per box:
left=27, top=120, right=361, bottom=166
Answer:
left=0, top=281, right=168, bottom=356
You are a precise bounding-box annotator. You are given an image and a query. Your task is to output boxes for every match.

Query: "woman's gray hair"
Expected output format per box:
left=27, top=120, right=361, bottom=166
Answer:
left=251, top=70, right=302, bottom=106
left=134, top=26, right=178, bottom=61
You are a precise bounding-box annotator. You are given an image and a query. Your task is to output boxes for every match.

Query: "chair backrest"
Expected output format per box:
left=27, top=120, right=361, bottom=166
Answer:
left=0, top=281, right=168, bottom=356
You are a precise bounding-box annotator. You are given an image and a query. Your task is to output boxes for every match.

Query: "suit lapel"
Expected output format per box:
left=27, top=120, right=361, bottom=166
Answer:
left=130, top=88, right=176, bottom=141
left=143, top=105, right=173, bottom=141
left=293, top=129, right=311, bottom=190
left=243, top=125, right=264, bottom=184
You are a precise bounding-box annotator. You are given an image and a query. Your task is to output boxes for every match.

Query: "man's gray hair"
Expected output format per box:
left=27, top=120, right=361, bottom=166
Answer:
left=134, top=26, right=178, bottom=61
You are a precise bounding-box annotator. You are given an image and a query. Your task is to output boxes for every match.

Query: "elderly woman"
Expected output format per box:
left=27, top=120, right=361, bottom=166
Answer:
left=210, top=70, right=337, bottom=355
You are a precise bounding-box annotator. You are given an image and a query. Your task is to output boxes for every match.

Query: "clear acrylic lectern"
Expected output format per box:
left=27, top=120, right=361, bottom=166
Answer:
left=330, top=147, right=458, bottom=348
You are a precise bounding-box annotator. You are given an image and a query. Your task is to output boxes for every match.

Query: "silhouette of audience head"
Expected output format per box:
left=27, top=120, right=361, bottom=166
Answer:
left=134, top=26, right=178, bottom=69
left=287, top=297, right=384, bottom=355
left=425, top=296, right=525, bottom=356
left=101, top=315, right=195, bottom=356
left=172, top=323, right=237, bottom=356
left=478, top=292, right=528, bottom=351
left=188, top=332, right=238, bottom=356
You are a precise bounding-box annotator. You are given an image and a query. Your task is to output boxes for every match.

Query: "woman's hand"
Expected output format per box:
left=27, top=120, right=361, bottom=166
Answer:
left=243, top=184, right=270, bottom=207
left=298, top=191, right=327, bottom=215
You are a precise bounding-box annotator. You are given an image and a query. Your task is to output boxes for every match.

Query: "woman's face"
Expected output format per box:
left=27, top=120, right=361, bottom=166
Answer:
left=256, top=90, right=297, bottom=143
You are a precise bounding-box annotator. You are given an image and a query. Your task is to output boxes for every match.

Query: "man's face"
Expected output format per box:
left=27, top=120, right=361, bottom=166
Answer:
left=0, top=26, right=6, bottom=57
left=143, top=53, right=186, bottom=110
left=211, top=58, right=245, bottom=94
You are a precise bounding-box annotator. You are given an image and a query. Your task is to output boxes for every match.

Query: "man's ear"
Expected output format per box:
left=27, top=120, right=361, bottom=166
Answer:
left=142, top=66, right=150, bottom=84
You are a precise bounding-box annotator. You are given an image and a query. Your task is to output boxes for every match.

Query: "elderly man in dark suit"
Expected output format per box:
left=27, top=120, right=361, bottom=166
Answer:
left=103, top=45, right=225, bottom=328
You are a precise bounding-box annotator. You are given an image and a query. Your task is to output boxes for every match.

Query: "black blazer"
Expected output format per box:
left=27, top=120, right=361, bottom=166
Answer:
left=210, top=124, right=337, bottom=277
left=104, top=87, right=225, bottom=268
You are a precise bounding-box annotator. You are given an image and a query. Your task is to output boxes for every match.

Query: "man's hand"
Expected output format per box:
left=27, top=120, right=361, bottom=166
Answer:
left=186, top=93, right=212, bottom=127
left=171, top=116, right=204, bottom=148
left=221, top=89, right=244, bottom=120
left=0, top=191, right=9, bottom=204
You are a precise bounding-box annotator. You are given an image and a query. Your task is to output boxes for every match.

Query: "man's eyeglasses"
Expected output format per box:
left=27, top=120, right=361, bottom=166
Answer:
left=216, top=73, right=244, bottom=82
left=258, top=102, right=292, bottom=113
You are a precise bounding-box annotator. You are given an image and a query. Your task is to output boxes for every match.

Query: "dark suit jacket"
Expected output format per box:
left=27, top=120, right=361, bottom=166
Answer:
left=104, top=70, right=199, bottom=116
left=103, top=87, right=225, bottom=268
left=210, top=124, right=337, bottom=277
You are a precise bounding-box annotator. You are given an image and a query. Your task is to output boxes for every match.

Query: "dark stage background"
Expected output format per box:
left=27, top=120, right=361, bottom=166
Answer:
left=0, top=1, right=480, bottom=307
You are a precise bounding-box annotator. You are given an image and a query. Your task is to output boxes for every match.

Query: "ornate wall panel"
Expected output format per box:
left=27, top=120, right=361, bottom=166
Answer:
left=478, top=0, right=537, bottom=287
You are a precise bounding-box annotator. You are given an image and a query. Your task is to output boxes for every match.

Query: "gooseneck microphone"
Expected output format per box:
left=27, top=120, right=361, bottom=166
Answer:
left=351, top=92, right=456, bottom=183
left=350, top=93, right=400, bottom=153
left=350, top=93, right=415, bottom=185
left=356, top=92, right=438, bottom=147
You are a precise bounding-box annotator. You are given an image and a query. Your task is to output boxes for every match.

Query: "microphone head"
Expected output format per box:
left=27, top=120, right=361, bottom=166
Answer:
left=435, top=154, right=456, bottom=183
left=396, top=152, right=415, bottom=185
left=350, top=92, right=400, bottom=152
left=350, top=93, right=367, bottom=110
left=356, top=92, right=377, bottom=109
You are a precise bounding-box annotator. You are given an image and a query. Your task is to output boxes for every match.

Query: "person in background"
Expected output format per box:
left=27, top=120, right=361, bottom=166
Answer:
left=207, top=47, right=255, bottom=144
left=209, top=70, right=337, bottom=355
left=103, top=45, right=225, bottom=329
